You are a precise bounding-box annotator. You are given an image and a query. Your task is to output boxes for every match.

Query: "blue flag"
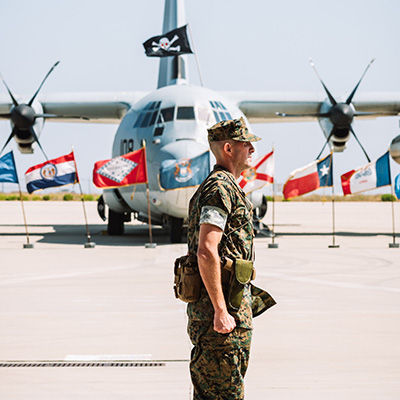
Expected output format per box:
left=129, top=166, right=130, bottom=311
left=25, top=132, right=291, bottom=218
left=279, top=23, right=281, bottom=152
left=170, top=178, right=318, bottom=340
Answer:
left=160, top=151, right=210, bottom=190
left=0, top=151, right=19, bottom=184
left=395, top=173, right=400, bottom=200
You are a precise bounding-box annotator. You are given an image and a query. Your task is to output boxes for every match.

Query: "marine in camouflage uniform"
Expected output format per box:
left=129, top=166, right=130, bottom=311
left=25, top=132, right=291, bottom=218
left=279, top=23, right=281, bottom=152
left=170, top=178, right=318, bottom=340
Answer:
left=186, top=117, right=275, bottom=400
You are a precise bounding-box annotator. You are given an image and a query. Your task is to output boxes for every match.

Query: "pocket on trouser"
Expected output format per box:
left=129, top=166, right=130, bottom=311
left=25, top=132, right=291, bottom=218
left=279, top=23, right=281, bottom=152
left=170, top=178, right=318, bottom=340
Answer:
left=188, top=324, right=252, bottom=400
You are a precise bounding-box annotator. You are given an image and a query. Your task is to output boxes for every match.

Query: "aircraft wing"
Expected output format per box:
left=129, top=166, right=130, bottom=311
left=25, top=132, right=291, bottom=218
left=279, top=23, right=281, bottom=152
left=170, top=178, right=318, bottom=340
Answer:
left=0, top=92, right=148, bottom=123
left=224, top=92, right=400, bottom=123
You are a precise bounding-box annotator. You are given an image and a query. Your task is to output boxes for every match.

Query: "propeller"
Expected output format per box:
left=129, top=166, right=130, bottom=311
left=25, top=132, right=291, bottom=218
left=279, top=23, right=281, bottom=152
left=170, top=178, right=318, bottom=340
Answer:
left=276, top=58, right=389, bottom=161
left=0, top=61, right=89, bottom=158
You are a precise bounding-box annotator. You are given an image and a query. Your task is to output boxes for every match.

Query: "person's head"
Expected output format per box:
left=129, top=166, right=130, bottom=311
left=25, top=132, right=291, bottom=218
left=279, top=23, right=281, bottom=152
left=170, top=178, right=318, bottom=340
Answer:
left=207, top=117, right=261, bottom=177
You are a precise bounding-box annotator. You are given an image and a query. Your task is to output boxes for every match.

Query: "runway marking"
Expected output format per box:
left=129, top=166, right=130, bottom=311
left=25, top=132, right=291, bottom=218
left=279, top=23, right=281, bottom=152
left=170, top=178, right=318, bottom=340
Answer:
left=259, top=272, right=400, bottom=293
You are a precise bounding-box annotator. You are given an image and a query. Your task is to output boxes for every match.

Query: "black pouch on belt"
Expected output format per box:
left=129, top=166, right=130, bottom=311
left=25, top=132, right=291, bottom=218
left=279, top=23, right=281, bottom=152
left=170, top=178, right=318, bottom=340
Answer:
left=228, top=259, right=254, bottom=310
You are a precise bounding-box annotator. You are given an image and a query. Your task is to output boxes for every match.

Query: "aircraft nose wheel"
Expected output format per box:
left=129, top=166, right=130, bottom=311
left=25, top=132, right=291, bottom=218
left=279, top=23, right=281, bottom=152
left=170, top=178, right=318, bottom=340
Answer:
left=170, top=217, right=183, bottom=243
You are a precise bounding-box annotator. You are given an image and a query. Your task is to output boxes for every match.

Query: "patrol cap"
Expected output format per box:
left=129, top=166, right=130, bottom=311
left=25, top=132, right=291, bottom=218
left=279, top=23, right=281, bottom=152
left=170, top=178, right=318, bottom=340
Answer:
left=207, top=117, right=261, bottom=142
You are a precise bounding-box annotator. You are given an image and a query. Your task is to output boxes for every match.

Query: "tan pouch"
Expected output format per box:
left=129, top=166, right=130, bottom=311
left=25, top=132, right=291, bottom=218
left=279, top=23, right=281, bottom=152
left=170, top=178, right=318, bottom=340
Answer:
left=174, top=255, right=202, bottom=303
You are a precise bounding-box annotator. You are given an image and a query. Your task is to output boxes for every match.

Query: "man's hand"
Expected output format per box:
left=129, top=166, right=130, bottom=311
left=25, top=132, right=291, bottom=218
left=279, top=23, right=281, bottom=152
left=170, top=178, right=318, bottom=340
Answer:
left=213, top=310, right=236, bottom=334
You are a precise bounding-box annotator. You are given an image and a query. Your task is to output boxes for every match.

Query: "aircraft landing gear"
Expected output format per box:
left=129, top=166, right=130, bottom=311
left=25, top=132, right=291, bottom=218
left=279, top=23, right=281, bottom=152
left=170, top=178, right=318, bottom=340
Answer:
left=108, top=209, right=125, bottom=235
left=170, top=217, right=183, bottom=243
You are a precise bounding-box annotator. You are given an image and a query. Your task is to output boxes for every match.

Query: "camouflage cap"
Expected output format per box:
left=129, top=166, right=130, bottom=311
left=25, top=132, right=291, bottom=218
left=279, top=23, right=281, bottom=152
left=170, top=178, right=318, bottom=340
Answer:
left=207, top=117, right=261, bottom=142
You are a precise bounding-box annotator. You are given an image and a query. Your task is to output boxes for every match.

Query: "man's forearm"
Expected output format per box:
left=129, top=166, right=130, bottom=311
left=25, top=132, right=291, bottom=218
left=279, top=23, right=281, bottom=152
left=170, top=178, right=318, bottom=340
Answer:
left=197, top=250, right=227, bottom=314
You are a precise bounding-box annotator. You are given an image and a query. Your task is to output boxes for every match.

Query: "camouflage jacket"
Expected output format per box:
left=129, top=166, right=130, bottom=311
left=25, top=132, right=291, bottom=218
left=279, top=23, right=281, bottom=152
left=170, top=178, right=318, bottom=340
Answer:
left=186, top=164, right=255, bottom=329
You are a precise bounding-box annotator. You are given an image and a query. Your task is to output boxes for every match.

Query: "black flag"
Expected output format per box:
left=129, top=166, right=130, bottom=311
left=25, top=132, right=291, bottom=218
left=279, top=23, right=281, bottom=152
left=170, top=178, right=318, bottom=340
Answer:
left=143, top=25, right=193, bottom=57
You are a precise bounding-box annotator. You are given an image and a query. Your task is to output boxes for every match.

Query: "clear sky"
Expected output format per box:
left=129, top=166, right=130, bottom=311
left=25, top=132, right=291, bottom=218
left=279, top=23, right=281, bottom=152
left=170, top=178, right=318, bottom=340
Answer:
left=0, top=0, right=399, bottom=195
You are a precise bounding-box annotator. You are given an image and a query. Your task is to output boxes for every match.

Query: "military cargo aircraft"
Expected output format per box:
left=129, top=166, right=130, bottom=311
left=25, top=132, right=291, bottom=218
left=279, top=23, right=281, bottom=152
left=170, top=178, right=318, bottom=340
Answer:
left=0, top=0, right=400, bottom=242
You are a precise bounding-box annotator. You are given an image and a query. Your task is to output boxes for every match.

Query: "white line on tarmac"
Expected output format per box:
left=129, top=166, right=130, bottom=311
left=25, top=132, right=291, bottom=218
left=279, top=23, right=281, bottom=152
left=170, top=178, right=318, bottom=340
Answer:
left=259, top=271, right=400, bottom=293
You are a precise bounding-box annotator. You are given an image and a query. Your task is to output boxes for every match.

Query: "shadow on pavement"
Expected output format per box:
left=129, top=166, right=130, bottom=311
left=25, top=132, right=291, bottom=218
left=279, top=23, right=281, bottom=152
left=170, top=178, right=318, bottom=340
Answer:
left=0, top=223, right=184, bottom=247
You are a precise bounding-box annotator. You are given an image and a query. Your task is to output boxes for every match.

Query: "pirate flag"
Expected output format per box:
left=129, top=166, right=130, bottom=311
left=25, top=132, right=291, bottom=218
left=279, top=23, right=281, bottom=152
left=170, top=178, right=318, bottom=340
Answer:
left=143, top=25, right=193, bottom=57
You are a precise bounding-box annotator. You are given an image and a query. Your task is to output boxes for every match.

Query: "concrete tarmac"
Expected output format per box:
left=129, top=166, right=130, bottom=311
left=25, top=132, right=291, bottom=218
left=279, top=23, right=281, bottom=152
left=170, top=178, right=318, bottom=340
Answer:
left=0, top=201, right=399, bottom=399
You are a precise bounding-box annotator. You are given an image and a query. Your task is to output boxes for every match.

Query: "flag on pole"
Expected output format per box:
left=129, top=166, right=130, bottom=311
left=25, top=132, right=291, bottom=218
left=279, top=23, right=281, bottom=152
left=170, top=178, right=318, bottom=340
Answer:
left=143, top=25, right=193, bottom=57
left=283, top=153, right=333, bottom=200
left=160, top=151, right=210, bottom=190
left=93, top=148, right=148, bottom=188
left=25, top=152, right=78, bottom=194
left=238, top=151, right=274, bottom=194
left=341, top=151, right=391, bottom=195
left=0, top=151, right=19, bottom=183
left=395, top=173, right=400, bottom=200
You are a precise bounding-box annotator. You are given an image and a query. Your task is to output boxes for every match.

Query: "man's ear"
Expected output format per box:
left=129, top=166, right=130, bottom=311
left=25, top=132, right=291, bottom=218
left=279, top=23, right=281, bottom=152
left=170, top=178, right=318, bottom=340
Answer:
left=223, top=142, right=232, bottom=154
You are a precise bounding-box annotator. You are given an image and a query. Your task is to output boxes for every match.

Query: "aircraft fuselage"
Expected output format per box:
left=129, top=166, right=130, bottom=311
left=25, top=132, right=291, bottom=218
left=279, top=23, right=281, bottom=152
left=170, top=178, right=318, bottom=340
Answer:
left=103, top=82, right=256, bottom=227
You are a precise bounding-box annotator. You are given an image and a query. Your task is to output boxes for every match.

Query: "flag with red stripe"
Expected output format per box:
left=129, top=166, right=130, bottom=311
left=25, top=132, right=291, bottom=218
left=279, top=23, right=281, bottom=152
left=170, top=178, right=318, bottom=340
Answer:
left=93, top=148, right=148, bottom=188
left=237, top=150, right=274, bottom=194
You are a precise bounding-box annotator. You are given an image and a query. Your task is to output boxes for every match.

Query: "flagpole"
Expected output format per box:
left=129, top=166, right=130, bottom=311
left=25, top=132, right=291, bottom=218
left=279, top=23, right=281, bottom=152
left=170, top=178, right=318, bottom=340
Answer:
left=389, top=182, right=399, bottom=248
left=73, top=150, right=95, bottom=248
left=142, top=141, right=156, bottom=248
left=187, top=24, right=204, bottom=87
left=328, top=152, right=339, bottom=248
left=18, top=182, right=33, bottom=249
left=268, top=146, right=278, bottom=249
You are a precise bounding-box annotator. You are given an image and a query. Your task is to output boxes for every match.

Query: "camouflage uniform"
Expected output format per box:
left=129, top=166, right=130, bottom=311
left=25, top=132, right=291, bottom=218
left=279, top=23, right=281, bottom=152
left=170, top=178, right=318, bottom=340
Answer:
left=186, top=117, right=275, bottom=399
left=187, top=164, right=253, bottom=400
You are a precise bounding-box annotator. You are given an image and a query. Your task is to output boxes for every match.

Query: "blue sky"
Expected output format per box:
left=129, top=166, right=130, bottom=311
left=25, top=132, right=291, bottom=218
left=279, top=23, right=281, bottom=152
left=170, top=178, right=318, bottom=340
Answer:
left=0, top=0, right=399, bottom=194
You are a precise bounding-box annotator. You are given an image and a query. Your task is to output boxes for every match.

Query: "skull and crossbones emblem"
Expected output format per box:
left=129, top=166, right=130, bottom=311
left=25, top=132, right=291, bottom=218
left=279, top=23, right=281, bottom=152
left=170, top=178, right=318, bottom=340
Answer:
left=152, top=34, right=181, bottom=53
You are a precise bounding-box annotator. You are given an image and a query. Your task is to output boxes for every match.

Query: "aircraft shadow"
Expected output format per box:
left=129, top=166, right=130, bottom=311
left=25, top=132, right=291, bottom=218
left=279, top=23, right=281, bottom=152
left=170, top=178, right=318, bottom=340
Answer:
left=0, top=224, right=183, bottom=247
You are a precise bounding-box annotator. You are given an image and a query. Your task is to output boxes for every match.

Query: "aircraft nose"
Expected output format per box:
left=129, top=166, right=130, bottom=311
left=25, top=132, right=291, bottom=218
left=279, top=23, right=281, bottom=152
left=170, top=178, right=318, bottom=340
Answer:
left=158, top=139, right=209, bottom=162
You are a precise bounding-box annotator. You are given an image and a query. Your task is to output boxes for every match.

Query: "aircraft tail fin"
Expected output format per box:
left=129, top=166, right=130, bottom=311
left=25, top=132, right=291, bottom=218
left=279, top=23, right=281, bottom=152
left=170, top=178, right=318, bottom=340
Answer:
left=157, top=0, right=189, bottom=88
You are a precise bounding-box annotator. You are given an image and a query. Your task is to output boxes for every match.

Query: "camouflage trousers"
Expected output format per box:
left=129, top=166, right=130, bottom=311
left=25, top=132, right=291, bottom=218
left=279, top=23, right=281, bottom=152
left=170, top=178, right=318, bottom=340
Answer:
left=188, top=319, right=252, bottom=400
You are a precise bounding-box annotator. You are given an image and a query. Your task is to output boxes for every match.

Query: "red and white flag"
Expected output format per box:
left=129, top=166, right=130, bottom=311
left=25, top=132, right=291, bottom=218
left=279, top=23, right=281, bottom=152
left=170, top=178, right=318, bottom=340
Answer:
left=93, top=148, right=148, bottom=188
left=238, top=150, right=274, bottom=194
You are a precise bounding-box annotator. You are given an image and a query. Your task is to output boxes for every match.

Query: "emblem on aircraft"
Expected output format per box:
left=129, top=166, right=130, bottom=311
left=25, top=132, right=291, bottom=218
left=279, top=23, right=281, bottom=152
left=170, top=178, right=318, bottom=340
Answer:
left=174, top=159, right=194, bottom=183
left=97, top=157, right=138, bottom=183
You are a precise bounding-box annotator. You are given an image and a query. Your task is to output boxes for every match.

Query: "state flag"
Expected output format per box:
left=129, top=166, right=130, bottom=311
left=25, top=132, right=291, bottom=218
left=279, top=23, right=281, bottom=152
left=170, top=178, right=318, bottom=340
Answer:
left=93, top=148, right=148, bottom=188
left=0, top=151, right=19, bottom=184
left=25, top=152, right=78, bottom=194
left=341, top=151, right=391, bottom=195
left=160, top=151, right=210, bottom=190
left=143, top=25, right=193, bottom=57
left=395, top=173, right=400, bottom=200
left=283, top=153, right=333, bottom=200
left=238, top=151, right=274, bottom=194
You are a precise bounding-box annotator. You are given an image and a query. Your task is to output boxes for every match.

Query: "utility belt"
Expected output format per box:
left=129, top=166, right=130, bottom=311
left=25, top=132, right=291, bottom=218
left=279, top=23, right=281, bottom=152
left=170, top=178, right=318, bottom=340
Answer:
left=173, top=254, right=255, bottom=310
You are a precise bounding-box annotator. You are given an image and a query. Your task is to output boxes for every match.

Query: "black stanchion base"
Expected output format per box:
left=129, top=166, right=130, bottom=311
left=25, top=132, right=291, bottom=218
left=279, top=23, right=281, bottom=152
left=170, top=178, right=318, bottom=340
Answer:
left=145, top=243, right=157, bottom=248
left=268, top=243, right=279, bottom=249
left=329, top=245, right=340, bottom=248
left=23, top=243, right=34, bottom=249
left=389, top=243, right=399, bottom=248
left=84, top=242, right=96, bottom=248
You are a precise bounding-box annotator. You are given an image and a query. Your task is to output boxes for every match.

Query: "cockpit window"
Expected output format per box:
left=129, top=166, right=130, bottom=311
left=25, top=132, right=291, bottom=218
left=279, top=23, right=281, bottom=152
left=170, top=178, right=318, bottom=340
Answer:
left=177, top=106, right=195, bottom=120
left=133, top=101, right=163, bottom=128
left=209, top=101, right=232, bottom=122
left=158, top=107, right=175, bottom=123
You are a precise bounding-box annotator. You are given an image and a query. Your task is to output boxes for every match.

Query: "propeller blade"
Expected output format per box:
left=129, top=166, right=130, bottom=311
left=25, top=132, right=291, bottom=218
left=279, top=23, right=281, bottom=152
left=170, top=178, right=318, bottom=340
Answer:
left=0, top=73, right=19, bottom=107
left=346, top=58, right=375, bottom=105
left=35, top=113, right=90, bottom=121
left=0, top=113, right=11, bottom=118
left=349, top=125, right=371, bottom=163
left=276, top=112, right=330, bottom=118
left=0, top=126, right=18, bottom=156
left=316, top=127, right=336, bottom=160
left=354, top=111, right=398, bottom=117
left=28, top=127, right=48, bottom=160
left=309, top=58, right=337, bottom=106
left=28, top=61, right=60, bottom=106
